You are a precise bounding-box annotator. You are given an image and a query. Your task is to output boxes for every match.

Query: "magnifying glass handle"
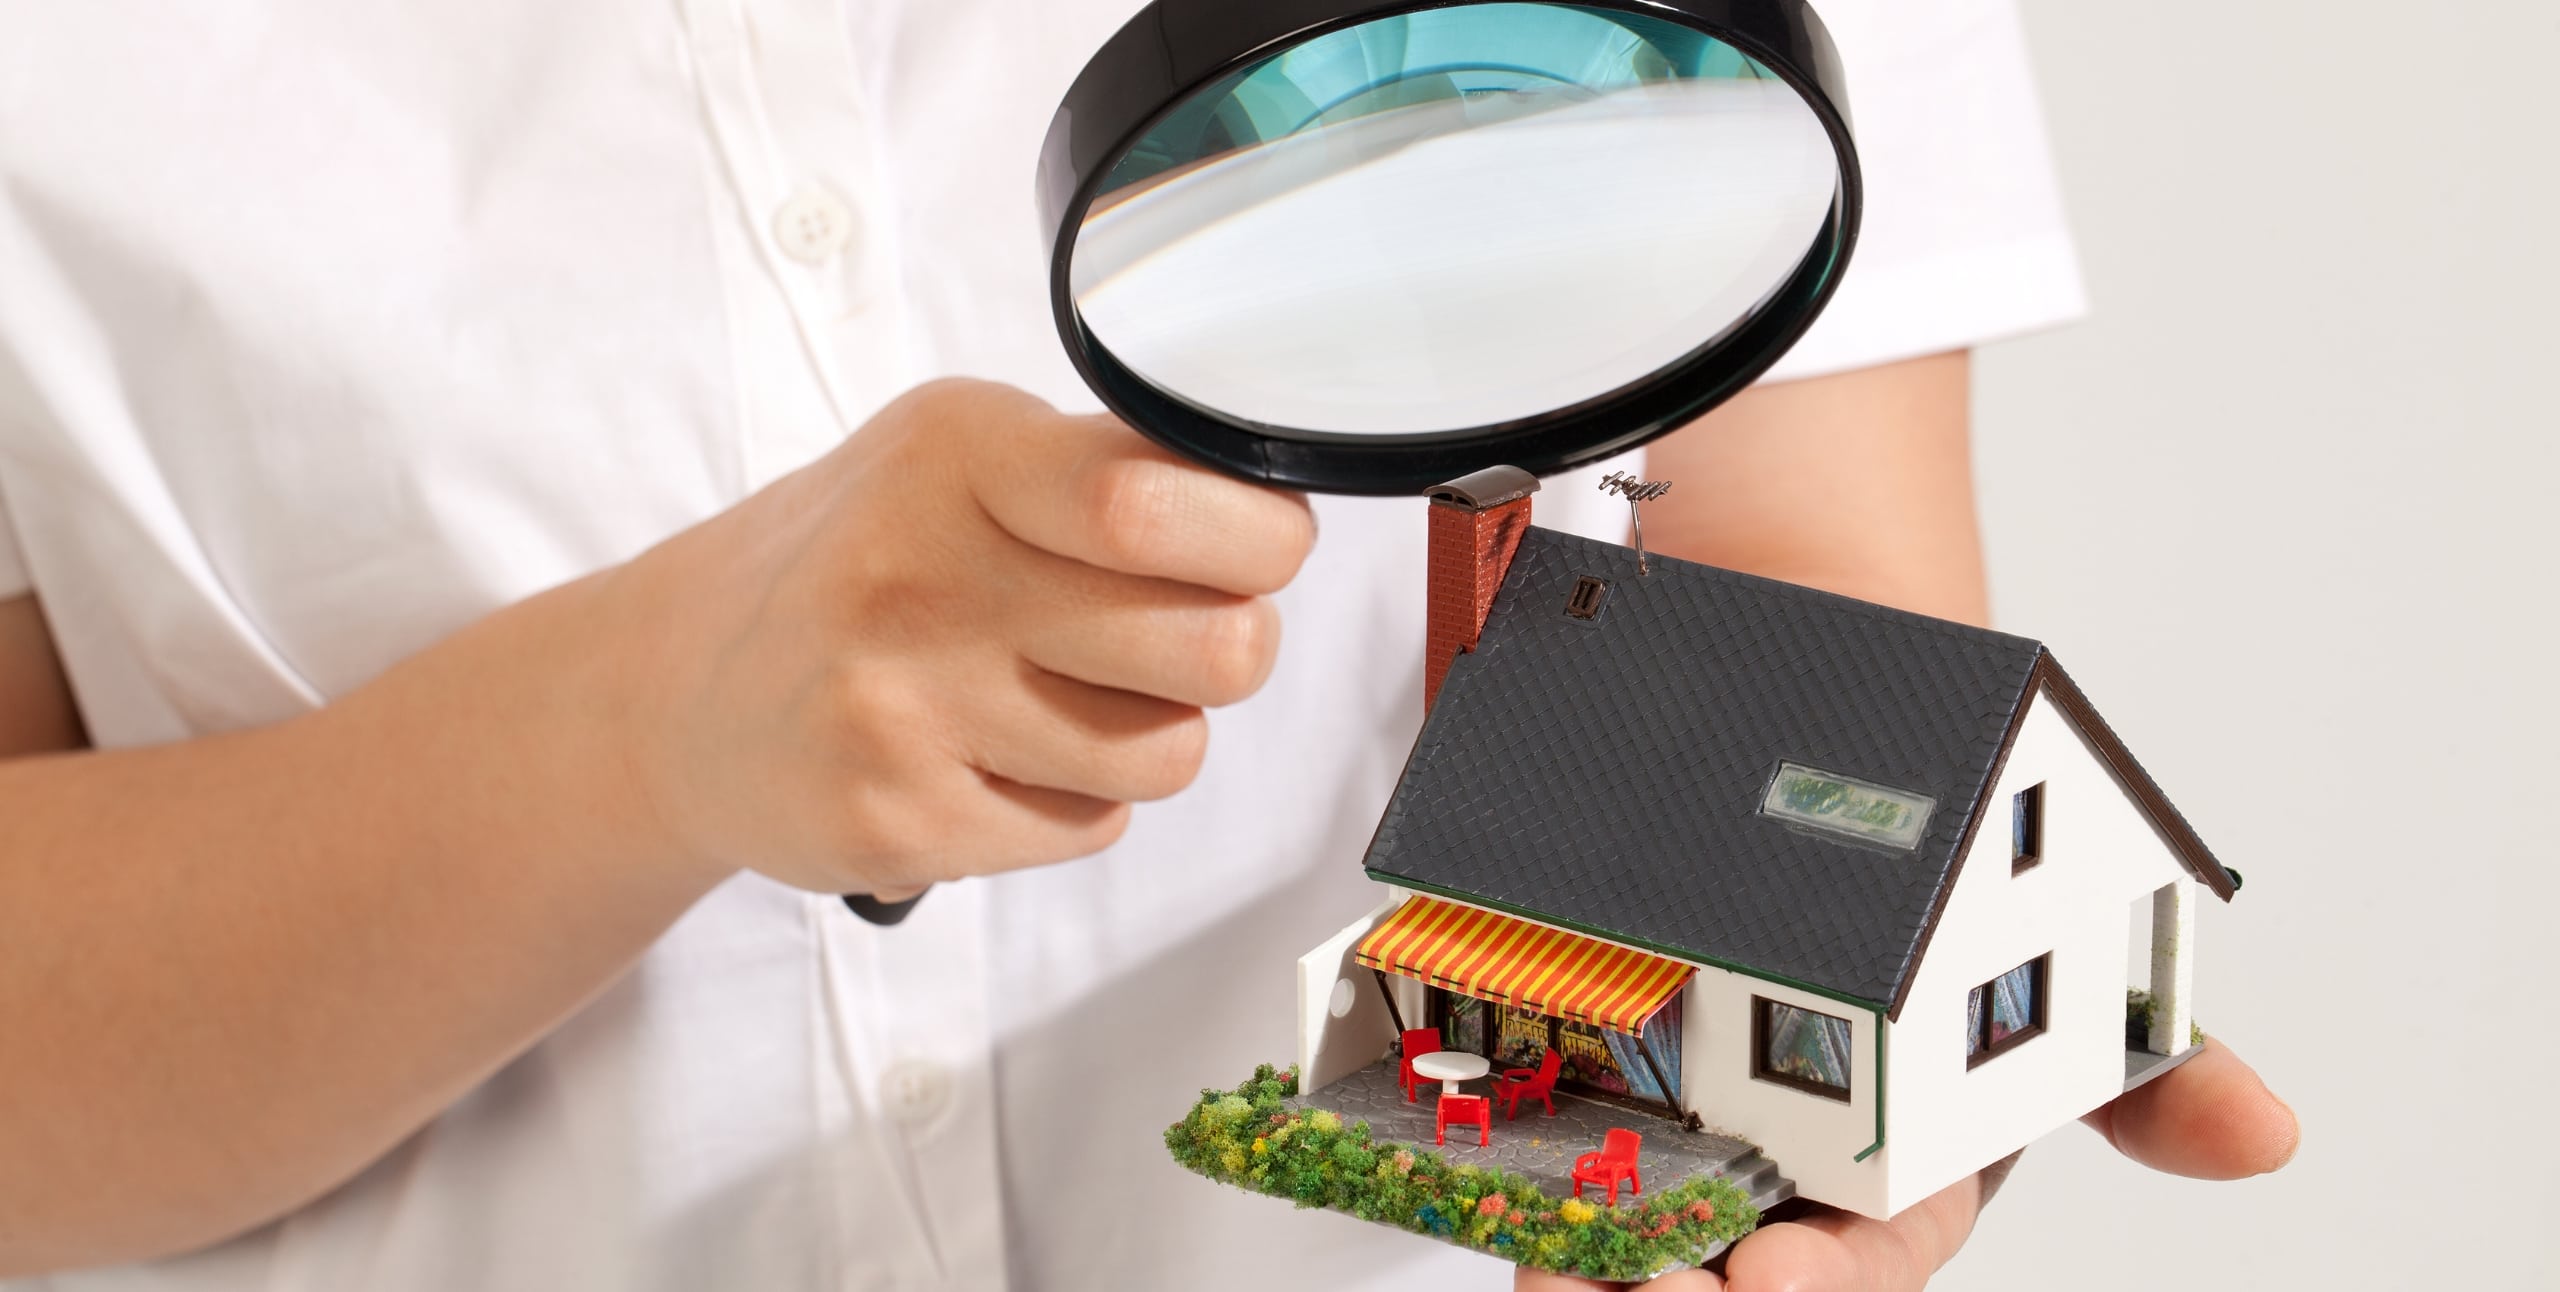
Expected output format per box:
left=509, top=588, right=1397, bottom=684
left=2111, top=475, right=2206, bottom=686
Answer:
left=842, top=890, right=926, bottom=926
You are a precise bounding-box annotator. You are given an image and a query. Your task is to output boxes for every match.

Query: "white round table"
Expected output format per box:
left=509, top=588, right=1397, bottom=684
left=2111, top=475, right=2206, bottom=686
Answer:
left=1408, top=1051, right=1491, bottom=1094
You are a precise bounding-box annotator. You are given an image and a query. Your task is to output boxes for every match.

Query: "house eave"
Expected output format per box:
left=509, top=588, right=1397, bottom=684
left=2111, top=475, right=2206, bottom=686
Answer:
left=1359, top=869, right=1891, bottom=1017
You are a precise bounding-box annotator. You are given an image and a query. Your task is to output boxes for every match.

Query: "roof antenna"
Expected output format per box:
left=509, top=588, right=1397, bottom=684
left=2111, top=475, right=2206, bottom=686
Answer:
left=1599, top=471, right=1673, bottom=575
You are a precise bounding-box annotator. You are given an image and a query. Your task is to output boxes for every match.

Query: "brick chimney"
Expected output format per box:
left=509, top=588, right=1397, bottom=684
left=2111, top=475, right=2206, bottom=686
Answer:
left=1423, top=465, right=1539, bottom=711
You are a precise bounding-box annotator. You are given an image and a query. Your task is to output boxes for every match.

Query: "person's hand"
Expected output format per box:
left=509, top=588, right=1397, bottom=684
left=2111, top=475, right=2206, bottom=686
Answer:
left=1516, top=1037, right=2296, bottom=1291
left=601, top=378, right=1314, bottom=897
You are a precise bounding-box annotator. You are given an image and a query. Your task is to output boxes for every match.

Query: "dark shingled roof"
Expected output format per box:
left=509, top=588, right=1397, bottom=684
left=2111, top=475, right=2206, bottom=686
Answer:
left=1363, top=527, right=2231, bottom=1015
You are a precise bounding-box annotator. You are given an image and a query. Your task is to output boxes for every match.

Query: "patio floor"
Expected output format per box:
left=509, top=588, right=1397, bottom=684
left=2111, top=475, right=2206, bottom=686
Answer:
left=1288, top=1059, right=1793, bottom=1215
left=2123, top=1043, right=2203, bottom=1093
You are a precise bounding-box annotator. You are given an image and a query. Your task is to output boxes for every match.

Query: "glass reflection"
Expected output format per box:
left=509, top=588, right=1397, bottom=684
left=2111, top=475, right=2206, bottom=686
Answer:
left=1071, top=2, right=1840, bottom=436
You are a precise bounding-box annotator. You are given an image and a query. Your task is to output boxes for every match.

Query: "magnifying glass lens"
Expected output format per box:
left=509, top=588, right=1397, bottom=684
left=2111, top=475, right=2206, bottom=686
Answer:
left=1069, top=2, right=1840, bottom=438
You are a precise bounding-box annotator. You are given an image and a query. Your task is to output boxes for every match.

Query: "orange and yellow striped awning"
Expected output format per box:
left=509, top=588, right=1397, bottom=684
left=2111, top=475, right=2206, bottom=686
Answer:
left=1354, top=896, right=1693, bottom=1036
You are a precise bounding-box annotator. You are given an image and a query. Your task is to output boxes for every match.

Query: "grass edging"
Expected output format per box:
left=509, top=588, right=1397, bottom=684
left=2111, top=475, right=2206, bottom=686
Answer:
left=1165, top=1064, right=1759, bottom=1280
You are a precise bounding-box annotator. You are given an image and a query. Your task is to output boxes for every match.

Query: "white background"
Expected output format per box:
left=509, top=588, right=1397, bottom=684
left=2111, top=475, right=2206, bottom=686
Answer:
left=1951, top=2, right=2557, bottom=1287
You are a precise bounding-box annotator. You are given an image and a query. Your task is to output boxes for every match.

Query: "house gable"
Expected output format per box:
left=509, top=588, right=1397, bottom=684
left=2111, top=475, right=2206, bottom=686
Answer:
left=1877, top=684, right=2213, bottom=1211
left=1882, top=655, right=2241, bottom=1019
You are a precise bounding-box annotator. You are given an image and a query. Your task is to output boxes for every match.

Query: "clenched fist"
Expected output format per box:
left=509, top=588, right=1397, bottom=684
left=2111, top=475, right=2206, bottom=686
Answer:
left=603, top=379, right=1315, bottom=898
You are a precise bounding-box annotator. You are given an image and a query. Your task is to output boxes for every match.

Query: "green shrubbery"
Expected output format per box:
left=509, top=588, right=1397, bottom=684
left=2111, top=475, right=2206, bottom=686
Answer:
left=1165, top=1065, right=1759, bottom=1280
left=2124, top=990, right=2207, bottom=1050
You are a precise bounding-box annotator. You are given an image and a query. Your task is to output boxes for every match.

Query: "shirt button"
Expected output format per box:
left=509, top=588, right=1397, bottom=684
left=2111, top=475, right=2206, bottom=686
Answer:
left=774, top=186, right=856, bottom=265
left=880, top=1058, right=952, bottom=1129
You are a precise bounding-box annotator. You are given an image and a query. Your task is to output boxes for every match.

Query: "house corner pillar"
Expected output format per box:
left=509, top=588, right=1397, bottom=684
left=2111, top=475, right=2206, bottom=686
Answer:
left=2149, top=880, right=2197, bottom=1056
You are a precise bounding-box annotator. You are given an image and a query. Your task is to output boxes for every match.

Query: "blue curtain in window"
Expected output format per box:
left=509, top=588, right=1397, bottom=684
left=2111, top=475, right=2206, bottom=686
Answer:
left=1603, top=995, right=1683, bottom=1102
left=1967, top=959, right=2043, bottom=1055
left=1764, top=1002, right=1852, bottom=1089
left=1988, top=961, right=2038, bottom=1042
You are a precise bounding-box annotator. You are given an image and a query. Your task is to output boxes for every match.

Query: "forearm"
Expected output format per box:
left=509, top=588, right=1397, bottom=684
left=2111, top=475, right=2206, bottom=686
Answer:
left=0, top=570, right=729, bottom=1274
left=1643, top=351, right=1990, bottom=627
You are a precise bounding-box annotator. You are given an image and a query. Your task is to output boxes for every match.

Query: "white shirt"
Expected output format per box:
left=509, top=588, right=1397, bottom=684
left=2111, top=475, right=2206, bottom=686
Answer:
left=0, top=2, right=2081, bottom=1288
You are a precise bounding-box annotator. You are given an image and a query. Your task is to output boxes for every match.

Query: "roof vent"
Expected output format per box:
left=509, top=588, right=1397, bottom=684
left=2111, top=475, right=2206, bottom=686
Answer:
left=1565, top=575, right=1610, bottom=621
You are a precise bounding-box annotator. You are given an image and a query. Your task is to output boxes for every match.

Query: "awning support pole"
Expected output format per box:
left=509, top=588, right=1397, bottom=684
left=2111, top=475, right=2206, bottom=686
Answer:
left=1636, top=1032, right=1685, bottom=1126
left=1372, top=969, right=1412, bottom=1037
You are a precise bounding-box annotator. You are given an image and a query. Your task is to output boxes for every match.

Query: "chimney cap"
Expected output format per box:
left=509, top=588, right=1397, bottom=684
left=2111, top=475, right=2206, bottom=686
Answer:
left=1425, top=465, right=1540, bottom=510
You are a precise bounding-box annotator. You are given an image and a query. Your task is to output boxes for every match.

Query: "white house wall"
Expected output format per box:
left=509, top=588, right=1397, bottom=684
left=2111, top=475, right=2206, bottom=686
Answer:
left=1296, top=897, right=1402, bottom=1093
left=1678, top=968, right=1886, bottom=1218
left=1880, top=688, right=2196, bottom=1214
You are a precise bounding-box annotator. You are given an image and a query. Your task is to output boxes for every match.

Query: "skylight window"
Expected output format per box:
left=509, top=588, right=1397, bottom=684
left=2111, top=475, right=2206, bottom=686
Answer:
left=1759, top=762, right=1935, bottom=850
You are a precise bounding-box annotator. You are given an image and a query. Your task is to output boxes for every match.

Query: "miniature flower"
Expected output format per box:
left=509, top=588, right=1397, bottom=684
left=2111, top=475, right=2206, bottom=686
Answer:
left=1559, top=1199, right=1597, bottom=1225
left=1251, top=1138, right=1269, bottom=1156
left=1506, top=1210, right=1527, bottom=1226
left=1476, top=1192, right=1508, bottom=1217
left=1391, top=1150, right=1416, bottom=1175
left=1685, top=1200, right=1716, bottom=1224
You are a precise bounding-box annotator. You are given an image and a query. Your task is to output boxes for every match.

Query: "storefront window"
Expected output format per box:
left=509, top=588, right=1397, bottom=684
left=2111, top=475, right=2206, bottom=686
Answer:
left=1467, top=995, right=1682, bottom=1106
left=1441, top=992, right=1487, bottom=1057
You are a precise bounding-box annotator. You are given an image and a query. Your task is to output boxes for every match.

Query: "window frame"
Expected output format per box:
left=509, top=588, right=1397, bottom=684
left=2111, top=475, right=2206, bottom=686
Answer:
left=1965, top=954, right=2051, bottom=1069
left=2012, top=782, right=2046, bottom=875
left=1751, top=996, right=1853, bottom=1103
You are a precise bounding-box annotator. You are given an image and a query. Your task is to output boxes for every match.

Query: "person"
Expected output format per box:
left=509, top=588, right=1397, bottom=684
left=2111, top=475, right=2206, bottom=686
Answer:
left=0, top=1, right=2295, bottom=1288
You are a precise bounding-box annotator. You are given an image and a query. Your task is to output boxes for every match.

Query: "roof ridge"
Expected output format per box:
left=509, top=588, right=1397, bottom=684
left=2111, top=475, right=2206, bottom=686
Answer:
left=1516, top=526, right=2041, bottom=656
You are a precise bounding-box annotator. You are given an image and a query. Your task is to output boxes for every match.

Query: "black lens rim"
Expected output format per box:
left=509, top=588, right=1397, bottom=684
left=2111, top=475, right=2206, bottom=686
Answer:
left=1039, top=0, right=1862, bottom=496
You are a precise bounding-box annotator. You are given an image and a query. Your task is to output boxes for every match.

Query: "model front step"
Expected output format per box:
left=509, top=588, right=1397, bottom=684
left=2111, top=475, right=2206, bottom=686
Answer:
left=1715, top=1150, right=1797, bottom=1218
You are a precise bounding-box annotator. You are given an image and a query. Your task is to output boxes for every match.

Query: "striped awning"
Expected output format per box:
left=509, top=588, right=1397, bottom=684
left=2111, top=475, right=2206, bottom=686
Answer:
left=1355, top=896, right=1693, bottom=1036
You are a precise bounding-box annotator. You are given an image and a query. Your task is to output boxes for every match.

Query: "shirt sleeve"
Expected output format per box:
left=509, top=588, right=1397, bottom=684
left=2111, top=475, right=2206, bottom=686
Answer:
left=0, top=486, right=30, bottom=601
left=1762, top=0, right=2087, bottom=381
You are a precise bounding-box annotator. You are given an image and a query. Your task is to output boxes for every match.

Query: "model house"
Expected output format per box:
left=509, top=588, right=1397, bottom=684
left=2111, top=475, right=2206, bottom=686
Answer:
left=1292, top=465, right=2242, bottom=1221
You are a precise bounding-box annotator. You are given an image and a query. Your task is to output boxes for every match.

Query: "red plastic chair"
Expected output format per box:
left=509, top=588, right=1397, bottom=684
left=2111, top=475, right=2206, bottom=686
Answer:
left=1436, top=1092, right=1491, bottom=1147
left=1494, top=1048, right=1564, bottom=1120
left=1571, top=1128, right=1643, bottom=1204
left=1397, top=1028, right=1441, bottom=1103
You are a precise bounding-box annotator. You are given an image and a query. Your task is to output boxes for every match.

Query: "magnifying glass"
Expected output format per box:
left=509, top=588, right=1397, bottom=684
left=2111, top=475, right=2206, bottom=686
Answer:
left=1037, top=0, right=1863, bottom=496
left=848, top=0, right=1860, bottom=924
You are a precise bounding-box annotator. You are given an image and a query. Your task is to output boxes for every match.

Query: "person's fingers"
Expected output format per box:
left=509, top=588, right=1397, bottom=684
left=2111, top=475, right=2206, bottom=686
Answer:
left=841, top=757, right=1132, bottom=891
left=967, top=402, right=1315, bottom=596
left=954, top=661, right=1209, bottom=803
left=1514, top=1267, right=1726, bottom=1291
left=1635, top=1269, right=1727, bottom=1291
left=964, top=773, right=1133, bottom=871
left=1726, top=1170, right=1983, bottom=1292
left=1721, top=1219, right=1862, bottom=1292
left=1515, top=1270, right=1618, bottom=1292
left=1007, top=554, right=1283, bottom=709
left=2081, top=1036, right=2298, bottom=1179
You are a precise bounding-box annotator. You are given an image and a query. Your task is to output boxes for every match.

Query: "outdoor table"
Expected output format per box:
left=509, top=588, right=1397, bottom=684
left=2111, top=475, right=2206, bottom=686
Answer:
left=1408, top=1050, right=1492, bottom=1095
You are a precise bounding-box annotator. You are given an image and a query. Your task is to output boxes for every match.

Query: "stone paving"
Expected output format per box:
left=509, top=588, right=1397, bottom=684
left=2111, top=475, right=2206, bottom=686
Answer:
left=1289, top=1059, right=1771, bottom=1204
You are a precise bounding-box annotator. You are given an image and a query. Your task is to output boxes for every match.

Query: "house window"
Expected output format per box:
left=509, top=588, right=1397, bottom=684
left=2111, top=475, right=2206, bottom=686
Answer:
left=2012, top=783, right=2045, bottom=874
left=1966, top=955, right=2049, bottom=1067
left=1753, top=998, right=1852, bottom=1102
left=1760, top=762, right=1935, bottom=850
